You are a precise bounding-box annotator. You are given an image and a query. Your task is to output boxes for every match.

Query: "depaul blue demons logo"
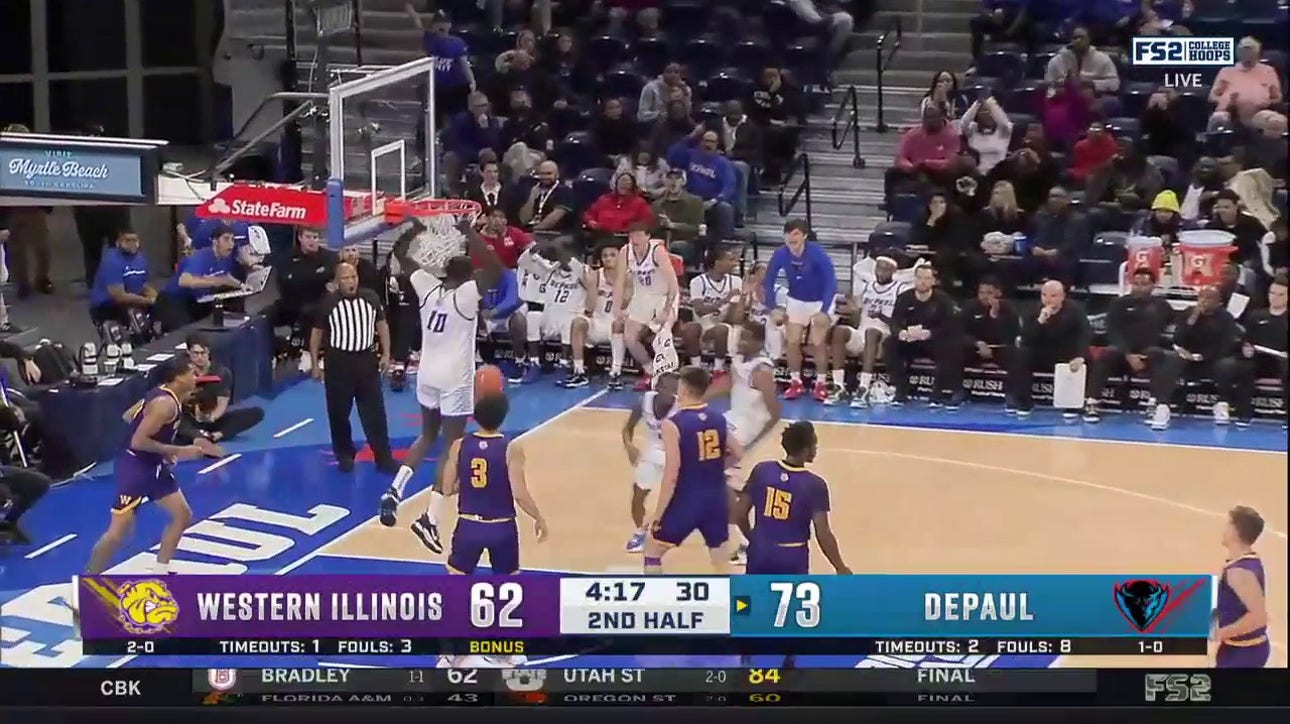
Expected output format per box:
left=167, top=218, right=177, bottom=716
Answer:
left=82, top=578, right=180, bottom=635
left=1113, top=578, right=1204, bottom=633
left=1131, top=37, right=1235, bottom=66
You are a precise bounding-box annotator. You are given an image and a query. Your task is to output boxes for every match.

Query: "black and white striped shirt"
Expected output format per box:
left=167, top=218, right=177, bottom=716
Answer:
left=315, top=289, right=386, bottom=352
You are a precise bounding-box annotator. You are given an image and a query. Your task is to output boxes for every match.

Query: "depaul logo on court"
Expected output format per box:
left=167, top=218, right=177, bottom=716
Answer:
left=1131, top=37, right=1234, bottom=66
left=82, top=578, right=180, bottom=635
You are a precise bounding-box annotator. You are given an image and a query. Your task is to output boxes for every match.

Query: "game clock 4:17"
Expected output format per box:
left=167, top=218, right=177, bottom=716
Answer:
left=584, top=580, right=646, bottom=603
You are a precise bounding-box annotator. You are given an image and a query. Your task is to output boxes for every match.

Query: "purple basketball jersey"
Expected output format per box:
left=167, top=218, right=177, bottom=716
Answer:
left=744, top=460, right=830, bottom=574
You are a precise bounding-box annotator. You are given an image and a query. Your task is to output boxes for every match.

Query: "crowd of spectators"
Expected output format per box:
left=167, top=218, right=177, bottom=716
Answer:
left=418, top=0, right=864, bottom=259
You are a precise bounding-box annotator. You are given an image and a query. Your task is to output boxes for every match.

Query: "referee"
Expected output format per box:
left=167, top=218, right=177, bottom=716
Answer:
left=310, top=262, right=397, bottom=473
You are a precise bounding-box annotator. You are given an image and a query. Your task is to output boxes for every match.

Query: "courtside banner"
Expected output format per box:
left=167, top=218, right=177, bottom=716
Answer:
left=0, top=135, right=161, bottom=204
left=77, top=575, right=563, bottom=643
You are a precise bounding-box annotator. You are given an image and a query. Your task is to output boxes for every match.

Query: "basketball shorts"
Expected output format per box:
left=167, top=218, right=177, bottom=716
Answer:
left=634, top=456, right=664, bottom=491
left=447, top=517, right=520, bottom=575
left=627, top=293, right=671, bottom=325
left=1215, top=640, right=1271, bottom=668
left=785, top=297, right=832, bottom=327
left=417, top=376, right=474, bottom=417
left=745, top=542, right=810, bottom=575
left=585, top=315, right=614, bottom=345
left=112, top=459, right=179, bottom=514
left=727, top=412, right=769, bottom=449
left=840, top=317, right=891, bottom=355
left=653, top=496, right=729, bottom=549
left=537, top=310, right=574, bottom=343
left=482, top=304, right=525, bottom=335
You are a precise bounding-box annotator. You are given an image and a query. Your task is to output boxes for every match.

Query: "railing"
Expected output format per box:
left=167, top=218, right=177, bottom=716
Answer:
left=830, top=85, right=865, bottom=169
left=777, top=152, right=813, bottom=234
left=873, top=16, right=904, bottom=134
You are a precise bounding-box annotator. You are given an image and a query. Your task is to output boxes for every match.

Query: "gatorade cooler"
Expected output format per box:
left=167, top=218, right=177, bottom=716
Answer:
left=1176, top=229, right=1236, bottom=288
left=1125, top=235, right=1166, bottom=279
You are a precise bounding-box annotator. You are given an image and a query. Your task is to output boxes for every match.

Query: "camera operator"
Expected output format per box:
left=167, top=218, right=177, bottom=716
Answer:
left=0, top=464, right=50, bottom=544
left=178, top=333, right=265, bottom=443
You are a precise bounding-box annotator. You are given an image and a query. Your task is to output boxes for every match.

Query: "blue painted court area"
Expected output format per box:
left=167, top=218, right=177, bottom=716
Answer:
left=1, top=376, right=1283, bottom=671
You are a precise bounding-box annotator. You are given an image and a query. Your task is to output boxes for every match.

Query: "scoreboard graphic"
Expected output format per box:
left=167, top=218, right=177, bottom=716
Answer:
left=75, top=574, right=1213, bottom=657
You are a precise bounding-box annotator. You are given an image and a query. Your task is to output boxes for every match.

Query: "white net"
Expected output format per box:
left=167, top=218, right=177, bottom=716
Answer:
left=407, top=211, right=474, bottom=277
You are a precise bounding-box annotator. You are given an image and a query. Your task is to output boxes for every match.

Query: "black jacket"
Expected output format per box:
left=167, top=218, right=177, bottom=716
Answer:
left=1020, top=301, right=1091, bottom=361
left=960, top=299, right=1020, bottom=347
left=891, top=288, right=959, bottom=340
left=1241, top=308, right=1288, bottom=352
left=1031, top=208, right=1090, bottom=255
left=1104, top=293, right=1174, bottom=353
left=1208, top=212, right=1267, bottom=266
left=278, top=248, right=338, bottom=309
left=1173, top=307, right=1239, bottom=362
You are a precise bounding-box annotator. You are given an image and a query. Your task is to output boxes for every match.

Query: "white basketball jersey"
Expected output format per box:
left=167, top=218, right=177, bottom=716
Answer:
left=730, top=354, right=774, bottom=436
left=539, top=259, right=587, bottom=314
left=746, top=283, right=787, bottom=324
left=626, top=240, right=667, bottom=296
left=411, top=269, right=481, bottom=390
left=852, top=262, right=911, bottom=321
left=639, top=390, right=674, bottom=464
left=517, top=248, right=548, bottom=304
left=592, top=268, right=616, bottom=320
left=689, top=273, right=743, bottom=322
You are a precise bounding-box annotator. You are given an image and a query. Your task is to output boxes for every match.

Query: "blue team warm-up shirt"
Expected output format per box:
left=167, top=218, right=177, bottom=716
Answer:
left=424, top=33, right=469, bottom=88
left=164, top=247, right=238, bottom=299
left=90, top=247, right=150, bottom=308
left=763, top=242, right=837, bottom=307
left=184, top=215, right=252, bottom=252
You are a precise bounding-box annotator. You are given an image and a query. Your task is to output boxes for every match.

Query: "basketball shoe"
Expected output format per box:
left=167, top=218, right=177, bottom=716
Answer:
left=412, top=512, right=443, bottom=554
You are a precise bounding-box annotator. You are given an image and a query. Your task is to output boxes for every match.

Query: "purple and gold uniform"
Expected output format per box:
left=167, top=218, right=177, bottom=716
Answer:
left=653, top=404, right=729, bottom=549
left=112, top=386, right=183, bottom=514
left=447, top=432, right=520, bottom=574
left=744, top=460, right=830, bottom=574
left=1215, top=553, right=1270, bottom=667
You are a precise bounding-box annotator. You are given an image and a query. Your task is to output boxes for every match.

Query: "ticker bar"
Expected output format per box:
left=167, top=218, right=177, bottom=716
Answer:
left=2, top=669, right=1285, bottom=707
left=82, top=635, right=1209, bottom=657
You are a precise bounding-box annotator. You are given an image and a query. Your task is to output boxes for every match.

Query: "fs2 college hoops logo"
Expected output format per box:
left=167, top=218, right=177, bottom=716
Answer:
left=1131, top=37, right=1235, bottom=66
left=81, top=578, right=180, bottom=635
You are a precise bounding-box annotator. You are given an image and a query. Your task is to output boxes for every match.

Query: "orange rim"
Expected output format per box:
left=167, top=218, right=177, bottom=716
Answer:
left=384, top=198, right=481, bottom=224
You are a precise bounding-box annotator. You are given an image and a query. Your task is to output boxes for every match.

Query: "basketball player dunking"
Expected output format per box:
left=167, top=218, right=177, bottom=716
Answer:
left=643, top=367, right=744, bottom=574
left=621, top=372, right=679, bottom=553
left=563, top=242, right=621, bottom=388
left=440, top=393, right=548, bottom=574
left=1214, top=505, right=1270, bottom=668
left=610, top=222, right=680, bottom=391
left=705, top=322, right=782, bottom=565
left=380, top=217, right=504, bottom=555
left=85, top=356, right=223, bottom=576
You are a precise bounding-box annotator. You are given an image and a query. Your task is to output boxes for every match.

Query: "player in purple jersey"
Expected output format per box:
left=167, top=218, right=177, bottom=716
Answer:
left=644, top=366, right=745, bottom=573
left=733, top=421, right=850, bottom=576
left=1213, top=505, right=1270, bottom=667
left=440, top=393, right=548, bottom=574
left=84, top=355, right=223, bottom=575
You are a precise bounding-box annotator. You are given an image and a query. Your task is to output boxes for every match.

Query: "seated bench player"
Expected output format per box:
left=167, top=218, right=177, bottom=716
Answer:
left=480, top=265, right=529, bottom=377
left=522, top=237, right=589, bottom=383
left=440, top=393, right=549, bottom=575
left=564, top=242, right=623, bottom=388
left=679, top=246, right=743, bottom=375
left=825, top=255, right=919, bottom=407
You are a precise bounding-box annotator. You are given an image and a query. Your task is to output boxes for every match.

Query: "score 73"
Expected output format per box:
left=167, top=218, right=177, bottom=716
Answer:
left=770, top=582, right=821, bottom=629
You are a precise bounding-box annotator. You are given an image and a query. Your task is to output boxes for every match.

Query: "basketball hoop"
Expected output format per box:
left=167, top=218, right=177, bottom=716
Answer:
left=384, top=198, right=482, bottom=277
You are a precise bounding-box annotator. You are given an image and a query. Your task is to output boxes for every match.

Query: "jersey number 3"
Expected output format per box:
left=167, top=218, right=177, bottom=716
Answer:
left=427, top=310, right=447, bottom=333
left=470, top=458, right=488, bottom=488
left=696, top=429, right=721, bottom=461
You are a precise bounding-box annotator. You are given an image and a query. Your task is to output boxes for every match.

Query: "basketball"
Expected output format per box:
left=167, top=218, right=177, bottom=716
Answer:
left=474, top=364, right=505, bottom=398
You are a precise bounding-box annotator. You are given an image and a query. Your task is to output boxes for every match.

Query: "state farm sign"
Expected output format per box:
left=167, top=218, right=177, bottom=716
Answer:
left=197, top=183, right=377, bottom=226
left=196, top=184, right=327, bottom=226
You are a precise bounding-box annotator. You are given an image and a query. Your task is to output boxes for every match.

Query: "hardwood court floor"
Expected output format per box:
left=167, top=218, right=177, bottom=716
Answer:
left=335, top=407, right=1288, bottom=668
